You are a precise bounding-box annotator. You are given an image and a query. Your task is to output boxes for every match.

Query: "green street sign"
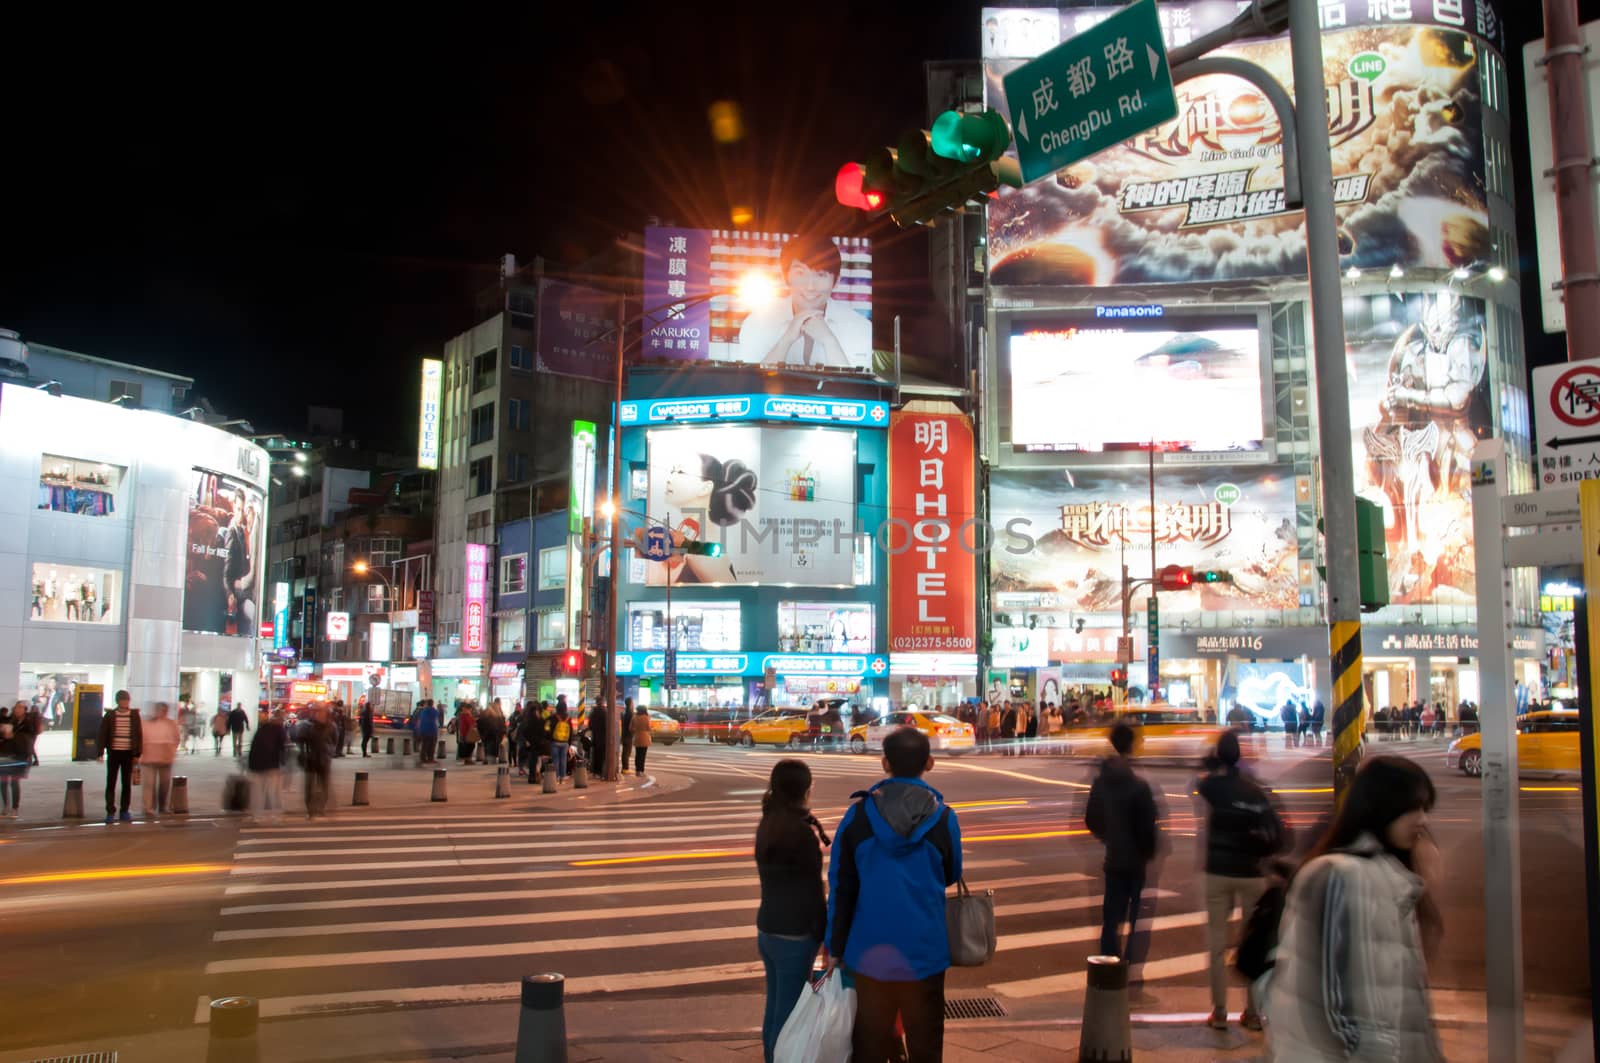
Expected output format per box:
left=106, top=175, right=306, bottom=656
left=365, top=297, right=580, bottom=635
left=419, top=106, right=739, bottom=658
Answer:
left=1002, top=0, right=1177, bottom=184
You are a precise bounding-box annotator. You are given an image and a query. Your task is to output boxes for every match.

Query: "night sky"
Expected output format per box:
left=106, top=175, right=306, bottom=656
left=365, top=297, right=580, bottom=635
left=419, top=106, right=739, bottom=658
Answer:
left=1, top=2, right=1585, bottom=447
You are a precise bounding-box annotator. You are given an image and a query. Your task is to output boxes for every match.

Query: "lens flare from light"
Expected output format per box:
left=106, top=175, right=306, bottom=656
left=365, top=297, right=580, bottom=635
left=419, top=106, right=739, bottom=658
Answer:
left=736, top=271, right=778, bottom=310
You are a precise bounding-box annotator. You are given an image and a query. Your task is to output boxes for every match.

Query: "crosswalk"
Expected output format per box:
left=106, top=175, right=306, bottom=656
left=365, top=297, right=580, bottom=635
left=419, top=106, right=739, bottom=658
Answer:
left=194, top=792, right=1223, bottom=1026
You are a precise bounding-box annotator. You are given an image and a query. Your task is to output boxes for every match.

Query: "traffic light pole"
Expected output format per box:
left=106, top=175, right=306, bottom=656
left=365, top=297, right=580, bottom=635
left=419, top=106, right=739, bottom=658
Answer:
left=601, top=294, right=625, bottom=784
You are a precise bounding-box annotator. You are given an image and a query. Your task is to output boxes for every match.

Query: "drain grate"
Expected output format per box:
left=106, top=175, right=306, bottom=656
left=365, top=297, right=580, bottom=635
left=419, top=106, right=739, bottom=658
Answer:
left=946, top=997, right=1008, bottom=1021
left=23, top=1055, right=118, bottom=1063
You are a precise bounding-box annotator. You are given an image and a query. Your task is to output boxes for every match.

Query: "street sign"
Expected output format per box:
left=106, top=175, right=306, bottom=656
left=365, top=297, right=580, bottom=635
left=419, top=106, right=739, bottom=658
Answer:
left=663, top=647, right=677, bottom=690
left=1146, top=596, right=1160, bottom=699
left=641, top=525, right=674, bottom=562
left=1534, top=358, right=1600, bottom=486
left=1002, top=0, right=1176, bottom=184
left=259, top=620, right=274, bottom=639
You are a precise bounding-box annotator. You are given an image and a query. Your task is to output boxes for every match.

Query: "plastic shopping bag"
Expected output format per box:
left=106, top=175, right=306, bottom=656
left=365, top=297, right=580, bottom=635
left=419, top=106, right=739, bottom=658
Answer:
left=774, top=968, right=855, bottom=1063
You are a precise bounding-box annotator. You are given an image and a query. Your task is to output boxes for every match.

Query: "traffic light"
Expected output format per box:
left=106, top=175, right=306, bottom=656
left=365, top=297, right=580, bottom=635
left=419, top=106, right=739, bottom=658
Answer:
left=558, top=649, right=583, bottom=676
left=681, top=539, right=723, bottom=558
left=1355, top=497, right=1390, bottom=611
left=1157, top=564, right=1194, bottom=592
left=836, top=108, right=1022, bottom=228
left=1111, top=668, right=1128, bottom=687
left=1194, top=570, right=1234, bottom=584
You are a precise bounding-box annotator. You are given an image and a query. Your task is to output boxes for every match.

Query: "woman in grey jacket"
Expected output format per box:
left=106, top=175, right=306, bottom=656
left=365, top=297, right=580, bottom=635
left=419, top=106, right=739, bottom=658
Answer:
left=1267, top=756, right=1442, bottom=1061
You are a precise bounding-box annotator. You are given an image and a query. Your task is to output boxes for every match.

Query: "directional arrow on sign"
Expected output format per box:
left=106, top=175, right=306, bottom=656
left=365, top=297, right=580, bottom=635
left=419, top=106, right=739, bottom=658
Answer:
left=1147, top=42, right=1160, bottom=77
left=1545, top=433, right=1600, bottom=450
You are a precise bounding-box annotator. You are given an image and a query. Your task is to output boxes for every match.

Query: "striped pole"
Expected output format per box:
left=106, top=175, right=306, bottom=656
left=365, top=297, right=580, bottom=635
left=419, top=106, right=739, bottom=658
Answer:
left=1329, top=620, right=1364, bottom=795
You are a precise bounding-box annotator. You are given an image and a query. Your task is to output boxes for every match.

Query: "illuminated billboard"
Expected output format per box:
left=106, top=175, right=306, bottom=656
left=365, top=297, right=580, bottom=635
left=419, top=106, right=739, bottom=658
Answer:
left=983, top=11, right=1495, bottom=286
left=183, top=468, right=265, bottom=637
left=1006, top=310, right=1264, bottom=452
left=418, top=358, right=442, bottom=470
left=463, top=543, right=489, bottom=653
left=642, top=227, right=874, bottom=371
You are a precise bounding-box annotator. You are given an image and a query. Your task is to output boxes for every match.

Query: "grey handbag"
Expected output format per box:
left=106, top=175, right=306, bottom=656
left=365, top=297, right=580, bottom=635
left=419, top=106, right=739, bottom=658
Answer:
left=946, top=878, right=996, bottom=966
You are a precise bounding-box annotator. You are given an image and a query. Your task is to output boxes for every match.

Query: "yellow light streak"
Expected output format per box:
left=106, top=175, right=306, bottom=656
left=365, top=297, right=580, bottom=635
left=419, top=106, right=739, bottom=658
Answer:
left=1521, top=786, right=1580, bottom=792
left=570, top=850, right=750, bottom=867
left=0, top=862, right=227, bottom=886
left=948, top=800, right=1029, bottom=810
left=966, top=829, right=1090, bottom=843
left=1271, top=787, right=1335, bottom=794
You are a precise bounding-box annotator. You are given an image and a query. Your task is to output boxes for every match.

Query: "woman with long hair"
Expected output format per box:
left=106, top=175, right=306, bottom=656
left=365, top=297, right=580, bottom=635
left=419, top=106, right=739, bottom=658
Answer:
left=1267, top=755, right=1442, bottom=1061
left=754, top=758, right=829, bottom=1063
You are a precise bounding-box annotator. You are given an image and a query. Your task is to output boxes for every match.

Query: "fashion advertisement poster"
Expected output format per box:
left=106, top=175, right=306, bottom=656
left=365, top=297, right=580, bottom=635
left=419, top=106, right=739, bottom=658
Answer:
left=182, top=468, right=265, bottom=636
left=643, top=424, right=857, bottom=586
left=988, top=465, right=1303, bottom=613
left=984, top=21, right=1490, bottom=286
left=1346, top=292, right=1490, bottom=605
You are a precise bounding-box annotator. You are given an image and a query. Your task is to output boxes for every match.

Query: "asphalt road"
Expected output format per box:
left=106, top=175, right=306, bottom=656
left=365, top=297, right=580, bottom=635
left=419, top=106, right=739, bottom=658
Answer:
left=0, top=738, right=1589, bottom=1059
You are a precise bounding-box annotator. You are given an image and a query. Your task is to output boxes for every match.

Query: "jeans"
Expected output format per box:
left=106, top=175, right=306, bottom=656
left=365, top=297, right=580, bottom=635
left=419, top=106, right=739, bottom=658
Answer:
left=304, top=766, right=329, bottom=817
left=634, top=746, right=648, bottom=774
left=141, top=762, right=173, bottom=814
left=1, top=777, right=19, bottom=812
left=418, top=734, right=437, bottom=763
left=253, top=769, right=282, bottom=813
left=1100, top=871, right=1146, bottom=961
left=1205, top=873, right=1264, bottom=1011
left=361, top=731, right=373, bottom=756
left=758, top=932, right=820, bottom=1063
left=550, top=742, right=569, bottom=781
left=851, top=969, right=945, bottom=1063
left=105, top=750, right=135, bottom=815
left=231, top=730, right=245, bottom=757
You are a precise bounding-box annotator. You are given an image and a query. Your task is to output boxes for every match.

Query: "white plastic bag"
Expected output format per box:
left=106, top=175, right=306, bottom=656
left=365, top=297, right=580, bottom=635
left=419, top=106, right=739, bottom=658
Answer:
left=774, top=968, right=856, bottom=1063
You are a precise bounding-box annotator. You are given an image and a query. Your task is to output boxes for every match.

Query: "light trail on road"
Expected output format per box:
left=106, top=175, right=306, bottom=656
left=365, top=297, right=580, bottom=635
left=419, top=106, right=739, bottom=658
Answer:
left=0, top=862, right=228, bottom=886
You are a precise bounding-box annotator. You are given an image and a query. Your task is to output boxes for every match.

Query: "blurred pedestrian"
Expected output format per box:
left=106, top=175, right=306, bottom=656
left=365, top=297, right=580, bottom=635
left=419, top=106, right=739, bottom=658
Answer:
left=589, top=699, right=609, bottom=777
left=631, top=706, right=652, bottom=776
left=620, top=699, right=635, bottom=774
left=480, top=698, right=506, bottom=763
left=1086, top=722, right=1158, bottom=965
left=301, top=705, right=333, bottom=818
left=359, top=699, right=375, bottom=757
left=1266, top=756, right=1442, bottom=1060
left=415, top=699, right=440, bottom=764
left=1197, top=732, right=1286, bottom=1032
left=211, top=706, right=228, bottom=755
left=1280, top=702, right=1299, bottom=749
left=227, top=702, right=250, bottom=757
left=550, top=704, right=573, bottom=782
left=508, top=703, right=524, bottom=771
left=0, top=702, right=34, bottom=817
left=97, top=690, right=143, bottom=823
left=141, top=702, right=181, bottom=817
left=755, top=759, right=829, bottom=1063
left=1000, top=702, right=1018, bottom=755
left=1308, top=701, right=1325, bottom=747
left=249, top=708, right=289, bottom=819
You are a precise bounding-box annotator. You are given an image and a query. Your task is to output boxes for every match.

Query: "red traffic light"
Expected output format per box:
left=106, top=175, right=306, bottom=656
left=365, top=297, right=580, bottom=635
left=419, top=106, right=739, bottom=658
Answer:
left=1157, top=564, right=1194, bottom=592
left=560, top=650, right=582, bottom=674
left=835, top=162, right=882, bottom=211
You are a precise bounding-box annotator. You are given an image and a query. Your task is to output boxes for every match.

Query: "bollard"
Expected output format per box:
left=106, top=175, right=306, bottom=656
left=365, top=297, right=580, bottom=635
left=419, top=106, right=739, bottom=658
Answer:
left=431, top=768, right=448, bottom=802
left=62, top=778, right=84, bottom=819
left=352, top=771, right=370, bottom=806
left=438, top=739, right=448, bottom=759
left=514, top=973, right=568, bottom=1063
left=402, top=737, right=412, bottom=757
left=495, top=764, right=511, bottom=799
left=171, top=776, right=190, bottom=815
left=541, top=766, right=557, bottom=794
left=206, top=995, right=261, bottom=1063
left=386, top=737, right=395, bottom=755
left=572, top=761, right=589, bottom=789
left=1078, top=955, right=1132, bottom=1063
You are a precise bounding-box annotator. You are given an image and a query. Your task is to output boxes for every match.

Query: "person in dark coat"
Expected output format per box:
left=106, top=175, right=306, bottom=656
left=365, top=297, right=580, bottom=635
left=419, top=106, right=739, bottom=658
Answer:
left=227, top=703, right=251, bottom=757
left=301, top=705, right=334, bottom=818
left=358, top=700, right=375, bottom=757
left=589, top=699, right=610, bottom=778
left=1085, top=723, right=1159, bottom=965
left=755, top=758, right=829, bottom=1062
left=248, top=709, right=290, bottom=818
left=619, top=699, right=635, bottom=774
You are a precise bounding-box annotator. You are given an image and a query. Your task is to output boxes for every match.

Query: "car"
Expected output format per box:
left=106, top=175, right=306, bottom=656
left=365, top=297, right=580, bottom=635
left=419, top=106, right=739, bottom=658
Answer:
left=736, top=709, right=812, bottom=748
left=849, top=710, right=975, bottom=754
left=1446, top=708, right=1579, bottom=776
left=1065, top=705, right=1229, bottom=760
left=640, top=708, right=682, bottom=745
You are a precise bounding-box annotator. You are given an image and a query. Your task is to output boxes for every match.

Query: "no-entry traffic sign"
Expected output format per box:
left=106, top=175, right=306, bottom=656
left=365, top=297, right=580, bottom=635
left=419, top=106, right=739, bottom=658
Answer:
left=1533, top=358, right=1600, bottom=485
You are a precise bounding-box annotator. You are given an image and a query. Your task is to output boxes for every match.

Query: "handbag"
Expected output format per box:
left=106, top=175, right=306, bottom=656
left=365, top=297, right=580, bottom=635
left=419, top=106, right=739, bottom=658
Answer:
left=946, top=878, right=996, bottom=966
left=132, top=763, right=143, bottom=786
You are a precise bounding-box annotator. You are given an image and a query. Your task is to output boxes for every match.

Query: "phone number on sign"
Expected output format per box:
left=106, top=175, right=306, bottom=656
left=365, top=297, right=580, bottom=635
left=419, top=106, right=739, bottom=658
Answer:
left=891, top=637, right=975, bottom=651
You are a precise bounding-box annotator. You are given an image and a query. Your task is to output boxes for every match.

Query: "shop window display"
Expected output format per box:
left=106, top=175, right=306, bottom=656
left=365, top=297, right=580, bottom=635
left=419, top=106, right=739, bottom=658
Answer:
left=777, top=602, right=872, bottom=654
left=38, top=454, right=124, bottom=517
left=30, top=563, right=119, bottom=624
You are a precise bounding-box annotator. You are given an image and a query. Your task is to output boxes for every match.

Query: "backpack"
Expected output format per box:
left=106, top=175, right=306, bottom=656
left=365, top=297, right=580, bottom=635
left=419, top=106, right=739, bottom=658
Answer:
left=1235, top=881, right=1287, bottom=980
left=554, top=720, right=571, bottom=742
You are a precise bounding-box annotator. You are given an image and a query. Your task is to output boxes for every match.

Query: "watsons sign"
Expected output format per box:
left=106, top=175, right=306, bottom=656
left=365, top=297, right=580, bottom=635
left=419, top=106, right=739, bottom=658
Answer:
left=613, top=652, right=889, bottom=677
left=621, top=393, right=889, bottom=429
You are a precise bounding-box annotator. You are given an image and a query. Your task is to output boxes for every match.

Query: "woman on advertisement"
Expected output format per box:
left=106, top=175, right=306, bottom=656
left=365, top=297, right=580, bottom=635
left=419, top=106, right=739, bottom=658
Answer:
left=658, top=451, right=756, bottom=584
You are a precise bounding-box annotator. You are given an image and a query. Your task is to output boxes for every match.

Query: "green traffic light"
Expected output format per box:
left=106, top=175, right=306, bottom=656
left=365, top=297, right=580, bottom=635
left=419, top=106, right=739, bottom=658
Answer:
left=930, top=109, right=1011, bottom=164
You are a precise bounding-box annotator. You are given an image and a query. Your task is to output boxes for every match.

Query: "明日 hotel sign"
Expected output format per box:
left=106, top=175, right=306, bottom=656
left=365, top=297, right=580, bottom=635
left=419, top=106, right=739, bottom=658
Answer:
left=888, top=410, right=977, bottom=655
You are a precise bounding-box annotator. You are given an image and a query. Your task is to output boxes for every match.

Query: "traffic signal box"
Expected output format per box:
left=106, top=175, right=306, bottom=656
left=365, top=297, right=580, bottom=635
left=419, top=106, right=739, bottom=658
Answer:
left=1354, top=497, right=1390, bottom=611
left=836, top=109, right=1023, bottom=228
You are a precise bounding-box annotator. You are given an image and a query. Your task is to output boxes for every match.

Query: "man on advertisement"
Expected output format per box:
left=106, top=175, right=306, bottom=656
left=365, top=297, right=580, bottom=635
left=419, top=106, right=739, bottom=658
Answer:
left=739, top=235, right=872, bottom=371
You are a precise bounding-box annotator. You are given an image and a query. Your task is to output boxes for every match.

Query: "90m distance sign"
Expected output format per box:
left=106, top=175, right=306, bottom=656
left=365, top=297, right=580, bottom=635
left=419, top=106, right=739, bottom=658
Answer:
left=1002, top=0, right=1177, bottom=184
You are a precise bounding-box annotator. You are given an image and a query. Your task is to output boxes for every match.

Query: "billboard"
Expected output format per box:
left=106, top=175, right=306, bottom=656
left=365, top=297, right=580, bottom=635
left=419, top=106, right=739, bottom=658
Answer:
left=642, top=227, right=874, bottom=371
left=537, top=279, right=617, bottom=382
left=1007, top=310, right=1264, bottom=452
left=888, top=411, right=978, bottom=654
left=989, top=465, right=1302, bottom=613
left=326, top=612, right=350, bottom=641
left=183, top=468, right=265, bottom=637
left=418, top=358, right=441, bottom=470
left=985, top=17, right=1493, bottom=286
left=463, top=543, right=489, bottom=653
left=1346, top=291, right=1490, bottom=605
left=643, top=424, right=857, bottom=586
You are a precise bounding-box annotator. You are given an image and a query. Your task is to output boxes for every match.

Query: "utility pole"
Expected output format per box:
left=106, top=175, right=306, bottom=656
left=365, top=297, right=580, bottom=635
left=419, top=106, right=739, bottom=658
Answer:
left=1287, top=0, right=1365, bottom=797
left=1541, top=0, right=1600, bottom=354
left=601, top=293, right=625, bottom=784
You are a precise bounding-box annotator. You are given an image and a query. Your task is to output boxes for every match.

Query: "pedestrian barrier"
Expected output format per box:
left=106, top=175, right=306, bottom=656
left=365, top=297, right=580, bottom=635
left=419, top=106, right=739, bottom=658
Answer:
left=402, top=738, right=412, bottom=757
left=1078, top=954, right=1132, bottom=1063
left=541, top=766, right=557, bottom=794
left=514, top=973, right=567, bottom=1063
left=572, top=761, right=589, bottom=789
left=171, top=776, right=190, bottom=814
left=431, top=768, right=448, bottom=802
left=495, top=764, right=511, bottom=798
left=62, top=778, right=84, bottom=819
left=206, top=995, right=260, bottom=1063
left=386, top=737, right=395, bottom=755
left=352, top=771, right=370, bottom=806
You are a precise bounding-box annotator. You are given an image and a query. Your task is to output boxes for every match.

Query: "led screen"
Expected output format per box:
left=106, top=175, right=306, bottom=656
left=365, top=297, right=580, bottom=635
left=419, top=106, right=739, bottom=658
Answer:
left=1008, top=314, right=1264, bottom=452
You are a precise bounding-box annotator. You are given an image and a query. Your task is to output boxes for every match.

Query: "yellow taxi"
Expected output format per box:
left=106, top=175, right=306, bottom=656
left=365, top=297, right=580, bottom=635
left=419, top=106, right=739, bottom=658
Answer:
left=1066, top=705, right=1229, bottom=760
left=848, top=709, right=976, bottom=755
left=1446, top=708, right=1579, bottom=776
left=736, top=709, right=812, bottom=748
left=638, top=708, right=683, bottom=745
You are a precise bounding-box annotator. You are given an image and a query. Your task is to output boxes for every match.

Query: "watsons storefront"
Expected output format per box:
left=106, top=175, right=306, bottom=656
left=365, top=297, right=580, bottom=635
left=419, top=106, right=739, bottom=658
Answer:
left=614, top=652, right=889, bottom=714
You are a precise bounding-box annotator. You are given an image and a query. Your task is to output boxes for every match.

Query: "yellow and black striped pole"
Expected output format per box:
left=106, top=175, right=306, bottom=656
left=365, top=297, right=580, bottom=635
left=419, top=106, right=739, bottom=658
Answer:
left=1329, top=619, right=1364, bottom=796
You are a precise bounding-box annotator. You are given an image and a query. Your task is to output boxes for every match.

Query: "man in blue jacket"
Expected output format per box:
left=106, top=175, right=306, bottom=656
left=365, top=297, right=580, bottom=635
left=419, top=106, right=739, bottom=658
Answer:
left=827, top=726, right=963, bottom=1061
left=413, top=699, right=440, bottom=764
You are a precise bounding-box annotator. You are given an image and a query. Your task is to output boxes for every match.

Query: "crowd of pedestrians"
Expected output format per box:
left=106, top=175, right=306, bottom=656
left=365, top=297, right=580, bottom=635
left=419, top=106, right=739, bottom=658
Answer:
left=1374, top=700, right=1477, bottom=739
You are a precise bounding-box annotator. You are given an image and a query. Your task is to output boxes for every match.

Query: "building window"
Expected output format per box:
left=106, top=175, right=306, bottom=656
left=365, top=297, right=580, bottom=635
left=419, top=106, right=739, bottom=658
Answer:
left=38, top=455, right=125, bottom=517
left=365, top=583, right=390, bottom=613
left=30, top=562, right=120, bottom=625
left=469, top=458, right=493, bottom=497
left=506, top=451, right=528, bottom=484
left=108, top=380, right=143, bottom=406
left=507, top=397, right=529, bottom=430
left=853, top=534, right=873, bottom=586
left=369, top=537, right=402, bottom=568
left=469, top=403, right=495, bottom=445
left=500, top=554, right=527, bottom=594
left=509, top=345, right=533, bottom=371
left=627, top=601, right=741, bottom=651
left=536, top=609, right=566, bottom=651
left=777, top=602, right=873, bottom=653
left=497, top=614, right=526, bottom=654
left=538, top=546, right=568, bottom=589
left=472, top=349, right=497, bottom=393
left=468, top=508, right=494, bottom=530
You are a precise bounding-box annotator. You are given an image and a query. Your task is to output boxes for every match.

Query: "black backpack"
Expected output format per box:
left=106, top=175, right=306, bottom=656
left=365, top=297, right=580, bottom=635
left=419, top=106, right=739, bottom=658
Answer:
left=1235, top=882, right=1287, bottom=980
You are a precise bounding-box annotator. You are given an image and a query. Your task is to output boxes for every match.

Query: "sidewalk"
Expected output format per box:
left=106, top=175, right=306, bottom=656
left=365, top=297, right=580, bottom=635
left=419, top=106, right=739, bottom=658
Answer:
left=3, top=731, right=691, bottom=826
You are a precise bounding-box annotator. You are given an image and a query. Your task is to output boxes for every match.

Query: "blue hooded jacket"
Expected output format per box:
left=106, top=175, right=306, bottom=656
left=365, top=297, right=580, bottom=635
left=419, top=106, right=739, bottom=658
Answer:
left=826, top=776, right=963, bottom=981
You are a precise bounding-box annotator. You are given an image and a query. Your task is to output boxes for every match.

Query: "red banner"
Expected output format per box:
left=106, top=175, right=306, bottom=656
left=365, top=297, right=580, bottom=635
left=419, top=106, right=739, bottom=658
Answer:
left=888, top=411, right=976, bottom=654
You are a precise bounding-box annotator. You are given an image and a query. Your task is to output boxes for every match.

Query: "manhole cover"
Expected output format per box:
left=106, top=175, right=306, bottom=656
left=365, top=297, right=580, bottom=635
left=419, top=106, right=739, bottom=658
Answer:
left=946, top=997, right=1008, bottom=1020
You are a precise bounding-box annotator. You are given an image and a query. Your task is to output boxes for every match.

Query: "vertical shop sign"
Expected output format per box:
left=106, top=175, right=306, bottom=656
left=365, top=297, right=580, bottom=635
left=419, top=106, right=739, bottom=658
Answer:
left=418, top=359, right=442, bottom=470
left=272, top=581, right=290, bottom=650
left=888, top=410, right=976, bottom=654
left=463, top=543, right=488, bottom=653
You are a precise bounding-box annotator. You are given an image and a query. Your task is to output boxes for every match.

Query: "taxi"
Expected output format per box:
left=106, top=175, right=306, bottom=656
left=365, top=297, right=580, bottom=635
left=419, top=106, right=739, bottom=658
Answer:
left=640, top=707, right=683, bottom=745
left=848, top=709, right=976, bottom=755
left=1066, top=705, right=1229, bottom=760
left=736, top=709, right=811, bottom=748
left=1446, top=708, right=1579, bottom=776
